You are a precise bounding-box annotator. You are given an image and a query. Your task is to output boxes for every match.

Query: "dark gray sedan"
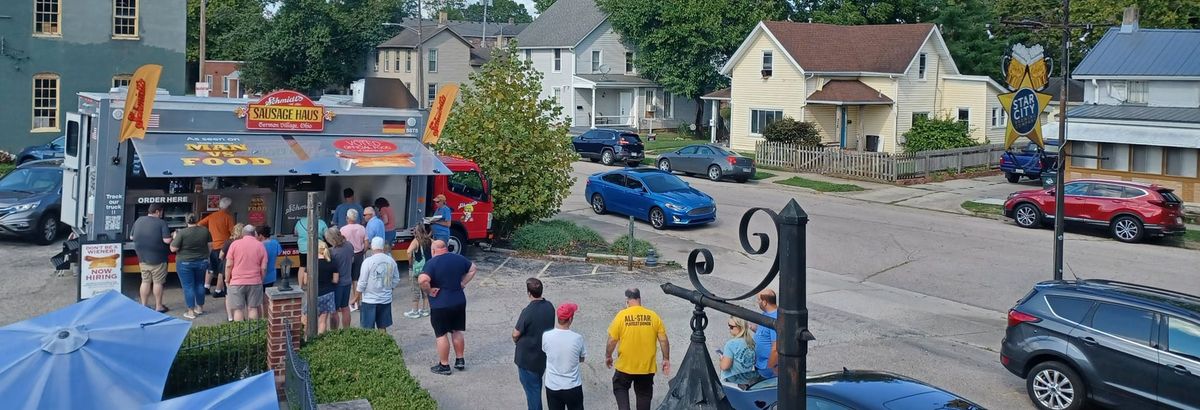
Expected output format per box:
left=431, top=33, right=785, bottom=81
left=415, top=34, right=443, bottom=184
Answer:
left=656, top=144, right=756, bottom=182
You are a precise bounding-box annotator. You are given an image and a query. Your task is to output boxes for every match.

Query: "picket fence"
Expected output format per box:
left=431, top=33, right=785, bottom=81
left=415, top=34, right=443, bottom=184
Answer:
left=754, top=141, right=1007, bottom=182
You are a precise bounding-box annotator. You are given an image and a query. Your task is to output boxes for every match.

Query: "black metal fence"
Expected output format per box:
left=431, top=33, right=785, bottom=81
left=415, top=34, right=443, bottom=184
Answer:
left=284, top=320, right=318, bottom=410
left=163, top=319, right=269, bottom=398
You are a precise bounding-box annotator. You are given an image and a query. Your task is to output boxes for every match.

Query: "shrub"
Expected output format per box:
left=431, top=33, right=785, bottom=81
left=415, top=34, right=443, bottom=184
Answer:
left=762, top=117, right=821, bottom=146
left=302, top=329, right=436, bottom=410
left=163, top=319, right=269, bottom=398
left=0, top=150, right=15, bottom=164
left=609, top=234, right=656, bottom=257
left=719, top=105, right=731, bottom=122
left=511, top=220, right=607, bottom=255
left=903, top=116, right=979, bottom=154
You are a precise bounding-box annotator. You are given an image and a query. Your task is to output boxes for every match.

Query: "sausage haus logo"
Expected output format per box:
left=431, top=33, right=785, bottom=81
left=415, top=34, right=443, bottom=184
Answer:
left=234, top=90, right=335, bottom=132
left=181, top=136, right=272, bottom=167
left=997, top=44, right=1054, bottom=150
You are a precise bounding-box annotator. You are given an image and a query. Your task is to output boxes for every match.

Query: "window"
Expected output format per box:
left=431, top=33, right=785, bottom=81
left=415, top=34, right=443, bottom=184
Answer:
left=405, top=51, right=412, bottom=72
left=524, top=49, right=531, bottom=62
left=677, top=146, right=698, bottom=155
left=553, top=49, right=562, bottom=72
left=383, top=50, right=391, bottom=72
left=750, top=109, right=783, bottom=135
left=1071, top=141, right=1099, bottom=169
left=912, top=112, right=929, bottom=125
left=222, top=76, right=230, bottom=96
left=761, top=50, right=773, bottom=77
left=626, top=52, right=634, bottom=73
left=696, top=146, right=714, bottom=156
left=601, top=174, right=624, bottom=185
left=991, top=107, right=1006, bottom=128
left=1089, top=303, right=1154, bottom=346
left=551, top=87, right=562, bottom=105
left=592, top=50, right=602, bottom=73
left=1168, top=318, right=1200, bottom=361
left=1131, top=145, right=1163, bottom=174
left=113, top=0, right=139, bottom=38
left=393, top=50, right=401, bottom=72
left=1100, top=143, right=1130, bottom=171
left=1063, top=182, right=1090, bottom=196
left=427, top=83, right=438, bottom=106
left=918, top=53, right=928, bottom=80
left=112, top=74, right=132, bottom=89
left=32, top=73, right=59, bottom=131
left=1165, top=147, right=1198, bottom=177
left=449, top=170, right=487, bottom=201
left=205, top=74, right=213, bottom=87
left=34, top=0, right=61, bottom=35
left=1088, top=183, right=1125, bottom=198
left=645, top=89, right=656, bottom=113
left=664, top=92, right=673, bottom=117
left=623, top=175, right=644, bottom=190
left=957, top=108, right=970, bottom=128
left=1121, top=187, right=1148, bottom=198
left=1127, top=80, right=1147, bottom=104
left=427, top=49, right=438, bottom=73
left=1046, top=296, right=1093, bottom=324
left=373, top=51, right=380, bottom=72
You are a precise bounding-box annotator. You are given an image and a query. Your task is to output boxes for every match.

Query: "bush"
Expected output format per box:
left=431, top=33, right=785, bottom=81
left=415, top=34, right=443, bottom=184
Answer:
left=0, top=150, right=15, bottom=164
left=719, top=105, right=731, bottom=122
left=511, top=220, right=607, bottom=255
left=609, top=234, right=656, bottom=257
left=903, top=116, right=979, bottom=154
left=302, top=329, right=436, bottom=410
left=163, top=320, right=269, bottom=398
left=762, top=117, right=821, bottom=146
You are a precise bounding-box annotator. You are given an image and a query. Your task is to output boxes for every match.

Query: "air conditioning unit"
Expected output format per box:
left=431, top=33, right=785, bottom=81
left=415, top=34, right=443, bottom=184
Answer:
left=761, top=69, right=772, bottom=78
left=646, top=104, right=655, bottom=112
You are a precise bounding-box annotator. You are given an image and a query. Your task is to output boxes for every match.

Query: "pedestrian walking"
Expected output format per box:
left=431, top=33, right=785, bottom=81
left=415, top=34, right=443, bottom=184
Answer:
left=430, top=194, right=452, bottom=243
left=753, top=289, right=779, bottom=379
left=256, top=225, right=281, bottom=289
left=224, top=225, right=267, bottom=321
left=294, top=215, right=328, bottom=291
left=605, top=288, right=670, bottom=410
left=340, top=208, right=367, bottom=312
left=198, top=197, right=235, bottom=297
left=543, top=302, right=586, bottom=410
left=333, top=188, right=363, bottom=228
left=357, top=237, right=401, bottom=330
left=170, top=213, right=211, bottom=319
left=132, top=203, right=172, bottom=313
left=218, top=223, right=246, bottom=321
left=718, top=317, right=760, bottom=389
left=405, top=224, right=433, bottom=318
left=325, top=227, right=355, bottom=329
left=375, top=197, right=396, bottom=245
left=513, top=278, right=556, bottom=410
left=419, top=240, right=477, bottom=375
left=299, top=240, right=338, bottom=334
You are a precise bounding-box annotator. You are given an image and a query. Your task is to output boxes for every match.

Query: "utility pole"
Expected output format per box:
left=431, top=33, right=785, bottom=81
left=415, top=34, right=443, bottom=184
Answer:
left=481, top=0, right=489, bottom=47
left=417, top=0, right=425, bottom=109
left=1052, top=0, right=1071, bottom=281
left=198, top=0, right=207, bottom=92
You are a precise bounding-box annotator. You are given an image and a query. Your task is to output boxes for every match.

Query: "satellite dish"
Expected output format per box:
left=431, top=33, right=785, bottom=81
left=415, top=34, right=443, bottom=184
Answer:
left=599, top=64, right=612, bottom=80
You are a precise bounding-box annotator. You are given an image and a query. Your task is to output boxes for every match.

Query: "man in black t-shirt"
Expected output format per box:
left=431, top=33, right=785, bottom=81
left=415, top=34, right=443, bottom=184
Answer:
left=512, top=278, right=556, bottom=410
left=419, top=240, right=477, bottom=375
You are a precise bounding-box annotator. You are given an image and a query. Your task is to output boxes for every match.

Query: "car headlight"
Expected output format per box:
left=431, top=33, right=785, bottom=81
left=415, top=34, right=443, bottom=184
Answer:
left=664, top=203, right=686, bottom=211
left=6, top=201, right=40, bottom=212
left=1007, top=192, right=1019, bottom=200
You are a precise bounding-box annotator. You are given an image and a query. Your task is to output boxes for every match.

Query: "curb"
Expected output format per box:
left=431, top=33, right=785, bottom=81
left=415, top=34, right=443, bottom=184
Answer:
left=486, top=247, right=518, bottom=255
left=586, top=253, right=647, bottom=263
left=546, top=254, right=588, bottom=263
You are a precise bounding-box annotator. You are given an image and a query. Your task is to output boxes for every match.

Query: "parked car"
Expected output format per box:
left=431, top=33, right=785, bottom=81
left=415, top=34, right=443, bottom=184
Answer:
left=657, top=144, right=756, bottom=182
left=16, top=135, right=65, bottom=165
left=585, top=168, right=715, bottom=229
left=572, top=128, right=645, bottom=166
left=723, top=369, right=986, bottom=410
left=0, top=159, right=64, bottom=245
left=1003, top=179, right=1186, bottom=243
left=1001, top=279, right=1200, bottom=410
left=1000, top=139, right=1059, bottom=184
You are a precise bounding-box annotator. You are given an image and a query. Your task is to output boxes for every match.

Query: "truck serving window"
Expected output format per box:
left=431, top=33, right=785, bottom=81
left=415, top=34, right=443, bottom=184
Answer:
left=449, top=171, right=486, bottom=201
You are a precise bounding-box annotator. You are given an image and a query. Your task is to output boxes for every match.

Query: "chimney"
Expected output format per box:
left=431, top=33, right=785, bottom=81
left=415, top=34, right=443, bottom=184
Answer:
left=508, top=17, right=515, bottom=25
left=438, top=11, right=448, bottom=26
left=1120, top=6, right=1139, bottom=33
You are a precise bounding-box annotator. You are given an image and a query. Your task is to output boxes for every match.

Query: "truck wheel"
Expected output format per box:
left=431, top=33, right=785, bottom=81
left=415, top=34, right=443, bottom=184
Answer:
left=33, top=213, right=60, bottom=245
left=600, top=149, right=615, bottom=166
left=448, top=228, right=468, bottom=255
left=1005, top=172, right=1021, bottom=183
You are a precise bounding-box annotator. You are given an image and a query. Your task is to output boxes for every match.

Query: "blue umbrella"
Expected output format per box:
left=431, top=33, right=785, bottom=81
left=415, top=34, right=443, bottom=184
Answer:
left=0, top=291, right=191, bottom=409
left=143, top=371, right=278, bottom=410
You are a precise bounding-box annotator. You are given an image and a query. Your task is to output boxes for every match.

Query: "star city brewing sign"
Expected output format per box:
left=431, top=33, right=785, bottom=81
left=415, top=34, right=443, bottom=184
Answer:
left=234, top=90, right=335, bottom=132
left=998, top=44, right=1054, bottom=150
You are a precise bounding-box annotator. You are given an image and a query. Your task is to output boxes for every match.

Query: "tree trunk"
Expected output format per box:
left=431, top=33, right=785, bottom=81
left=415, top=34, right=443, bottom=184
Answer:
left=693, top=97, right=704, bottom=139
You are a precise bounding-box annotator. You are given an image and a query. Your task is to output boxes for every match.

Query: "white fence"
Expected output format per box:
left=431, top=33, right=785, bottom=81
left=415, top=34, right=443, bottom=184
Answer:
left=754, top=141, right=1007, bottom=182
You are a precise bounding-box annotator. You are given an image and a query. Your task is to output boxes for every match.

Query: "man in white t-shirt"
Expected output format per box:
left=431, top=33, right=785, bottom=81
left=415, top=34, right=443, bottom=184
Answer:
left=541, top=302, right=586, bottom=410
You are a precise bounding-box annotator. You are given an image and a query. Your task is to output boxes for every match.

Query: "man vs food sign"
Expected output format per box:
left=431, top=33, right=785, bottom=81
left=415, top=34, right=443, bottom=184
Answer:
left=182, top=136, right=272, bottom=167
left=235, top=90, right=335, bottom=131
left=998, top=44, right=1054, bottom=150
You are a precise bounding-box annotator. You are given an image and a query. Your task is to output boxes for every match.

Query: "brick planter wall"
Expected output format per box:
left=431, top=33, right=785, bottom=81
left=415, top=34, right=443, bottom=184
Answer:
left=266, top=287, right=304, bottom=399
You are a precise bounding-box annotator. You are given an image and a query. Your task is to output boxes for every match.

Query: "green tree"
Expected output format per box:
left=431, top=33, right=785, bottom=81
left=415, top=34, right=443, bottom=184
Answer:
left=534, top=0, right=556, bottom=13
left=424, top=0, right=467, bottom=20
left=186, top=0, right=269, bottom=62
left=462, top=0, right=533, bottom=23
left=598, top=0, right=790, bottom=137
left=438, top=42, right=576, bottom=234
left=762, top=117, right=821, bottom=146
left=808, top=0, right=942, bottom=24
left=902, top=116, right=978, bottom=153
left=935, top=0, right=1006, bottom=79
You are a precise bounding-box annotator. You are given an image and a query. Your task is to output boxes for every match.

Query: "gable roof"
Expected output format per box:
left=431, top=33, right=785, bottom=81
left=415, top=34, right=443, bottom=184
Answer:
left=1074, top=28, right=1200, bottom=78
left=701, top=88, right=731, bottom=101
left=379, top=26, right=471, bottom=49
left=399, top=19, right=529, bottom=39
left=722, top=22, right=939, bottom=75
left=515, top=0, right=608, bottom=48
left=807, top=80, right=894, bottom=105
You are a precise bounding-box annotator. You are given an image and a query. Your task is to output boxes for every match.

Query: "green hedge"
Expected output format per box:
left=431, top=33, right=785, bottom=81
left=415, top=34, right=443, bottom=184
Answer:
left=609, top=234, right=656, bottom=257
left=301, top=329, right=437, bottom=410
left=163, top=319, right=269, bottom=398
left=511, top=220, right=607, bottom=256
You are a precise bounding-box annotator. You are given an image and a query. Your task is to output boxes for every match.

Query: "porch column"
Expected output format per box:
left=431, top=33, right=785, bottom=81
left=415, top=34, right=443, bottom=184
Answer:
left=709, top=100, right=718, bottom=144
left=590, top=88, right=597, bottom=129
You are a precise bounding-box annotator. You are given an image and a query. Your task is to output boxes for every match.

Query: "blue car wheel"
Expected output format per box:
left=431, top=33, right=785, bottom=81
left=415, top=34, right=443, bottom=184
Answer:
left=591, top=193, right=607, bottom=214
left=649, top=207, right=666, bottom=230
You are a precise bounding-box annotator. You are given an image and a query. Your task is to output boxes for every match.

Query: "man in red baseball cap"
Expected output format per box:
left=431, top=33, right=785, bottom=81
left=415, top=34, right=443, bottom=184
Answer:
left=542, top=302, right=586, bottom=410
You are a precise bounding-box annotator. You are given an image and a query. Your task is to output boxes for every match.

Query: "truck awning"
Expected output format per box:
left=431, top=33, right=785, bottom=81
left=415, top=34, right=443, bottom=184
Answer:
left=131, top=134, right=451, bottom=177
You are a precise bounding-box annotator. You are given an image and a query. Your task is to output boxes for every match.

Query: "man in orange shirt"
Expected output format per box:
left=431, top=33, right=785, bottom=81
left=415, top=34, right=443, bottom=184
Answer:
left=605, top=288, right=670, bottom=410
left=199, top=197, right=235, bottom=297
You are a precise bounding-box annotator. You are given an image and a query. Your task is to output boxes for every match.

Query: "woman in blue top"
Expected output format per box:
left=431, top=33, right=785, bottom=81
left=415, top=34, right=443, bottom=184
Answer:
left=719, top=317, right=760, bottom=388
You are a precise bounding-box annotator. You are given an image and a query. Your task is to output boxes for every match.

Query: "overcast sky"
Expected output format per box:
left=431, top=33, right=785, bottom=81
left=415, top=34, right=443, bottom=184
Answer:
left=514, top=0, right=538, bottom=17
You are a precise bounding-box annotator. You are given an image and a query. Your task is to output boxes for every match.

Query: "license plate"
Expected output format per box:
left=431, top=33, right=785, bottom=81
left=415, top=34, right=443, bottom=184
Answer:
left=1177, top=217, right=1184, bottom=224
left=1013, top=169, right=1025, bottom=174
left=632, top=153, right=642, bottom=157
left=743, top=167, right=753, bottom=172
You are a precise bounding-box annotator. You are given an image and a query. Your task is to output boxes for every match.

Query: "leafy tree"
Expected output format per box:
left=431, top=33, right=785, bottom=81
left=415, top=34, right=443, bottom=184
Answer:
left=598, top=0, right=790, bottom=138
left=902, top=116, right=978, bottom=153
left=186, top=0, right=269, bottom=62
left=438, top=42, right=576, bottom=234
left=534, top=0, right=556, bottom=13
left=424, top=0, right=467, bottom=20
left=762, top=117, right=821, bottom=146
left=808, top=0, right=943, bottom=24
left=462, top=0, right=533, bottom=23
left=935, top=0, right=1007, bottom=80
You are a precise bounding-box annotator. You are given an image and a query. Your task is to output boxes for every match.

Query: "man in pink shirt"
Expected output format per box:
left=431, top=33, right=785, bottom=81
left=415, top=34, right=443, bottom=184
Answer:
left=340, top=208, right=368, bottom=311
left=225, top=224, right=267, bottom=321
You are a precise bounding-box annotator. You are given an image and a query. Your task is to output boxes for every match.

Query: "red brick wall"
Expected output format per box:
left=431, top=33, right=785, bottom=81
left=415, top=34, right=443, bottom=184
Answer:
left=201, top=61, right=242, bottom=97
left=265, top=289, right=304, bottom=400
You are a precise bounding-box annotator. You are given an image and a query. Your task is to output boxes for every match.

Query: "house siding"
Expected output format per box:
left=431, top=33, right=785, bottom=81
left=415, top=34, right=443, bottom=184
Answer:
left=423, top=30, right=474, bottom=91
left=525, top=48, right=575, bottom=115
left=984, top=85, right=1005, bottom=144
left=895, top=38, right=952, bottom=151
left=858, top=77, right=900, bottom=152
left=575, top=21, right=630, bottom=76
left=729, top=33, right=806, bottom=152
left=939, top=79, right=987, bottom=143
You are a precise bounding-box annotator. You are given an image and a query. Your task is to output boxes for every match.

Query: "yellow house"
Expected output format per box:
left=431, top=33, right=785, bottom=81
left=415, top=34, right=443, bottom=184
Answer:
left=721, top=21, right=1007, bottom=154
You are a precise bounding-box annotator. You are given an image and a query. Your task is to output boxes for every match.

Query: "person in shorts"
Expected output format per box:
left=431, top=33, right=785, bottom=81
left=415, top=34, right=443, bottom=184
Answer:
left=224, top=225, right=266, bottom=321
left=300, top=240, right=339, bottom=334
left=606, top=288, right=671, bottom=410
left=132, top=203, right=172, bottom=313
left=419, top=240, right=477, bottom=375
left=198, top=197, right=235, bottom=297
left=404, top=224, right=433, bottom=318
left=357, top=237, right=400, bottom=330
left=340, top=208, right=367, bottom=312
left=325, top=227, right=355, bottom=329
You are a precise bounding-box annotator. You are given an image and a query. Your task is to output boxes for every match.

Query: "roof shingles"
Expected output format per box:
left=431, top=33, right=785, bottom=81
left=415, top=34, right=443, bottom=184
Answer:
left=762, top=22, right=934, bottom=74
left=515, top=0, right=608, bottom=48
left=806, top=80, right=893, bottom=104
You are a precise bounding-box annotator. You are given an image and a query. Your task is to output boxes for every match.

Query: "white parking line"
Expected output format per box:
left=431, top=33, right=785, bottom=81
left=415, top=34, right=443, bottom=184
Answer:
left=536, top=261, right=553, bottom=278
left=493, top=256, right=511, bottom=273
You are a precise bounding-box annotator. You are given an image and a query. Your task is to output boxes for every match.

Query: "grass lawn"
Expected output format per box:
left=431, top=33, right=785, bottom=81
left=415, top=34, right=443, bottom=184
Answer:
left=642, top=132, right=707, bottom=154
left=961, top=201, right=1005, bottom=216
left=774, top=176, right=864, bottom=192
left=0, top=164, right=14, bottom=178
left=751, top=171, right=777, bottom=180
left=1185, top=230, right=1200, bottom=244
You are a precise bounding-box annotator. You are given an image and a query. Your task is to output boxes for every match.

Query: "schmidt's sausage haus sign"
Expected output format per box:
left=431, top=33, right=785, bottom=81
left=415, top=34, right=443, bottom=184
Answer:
left=234, top=90, right=336, bottom=132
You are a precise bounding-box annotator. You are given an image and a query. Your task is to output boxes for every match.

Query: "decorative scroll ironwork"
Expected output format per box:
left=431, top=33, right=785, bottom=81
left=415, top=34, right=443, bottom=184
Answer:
left=686, top=207, right=780, bottom=302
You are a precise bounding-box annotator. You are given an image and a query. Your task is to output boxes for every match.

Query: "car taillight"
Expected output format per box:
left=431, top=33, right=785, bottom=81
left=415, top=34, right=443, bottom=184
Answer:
left=1007, top=309, right=1041, bottom=328
left=1000, top=156, right=1008, bottom=165
left=727, top=156, right=737, bottom=165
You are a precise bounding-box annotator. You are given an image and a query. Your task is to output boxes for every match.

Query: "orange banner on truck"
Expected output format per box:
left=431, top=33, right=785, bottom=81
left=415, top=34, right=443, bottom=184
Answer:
left=423, top=84, right=459, bottom=145
left=118, top=64, right=163, bottom=142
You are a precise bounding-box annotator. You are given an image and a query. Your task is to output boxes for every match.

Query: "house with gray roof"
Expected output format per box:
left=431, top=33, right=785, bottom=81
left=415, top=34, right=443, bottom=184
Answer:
left=1045, top=7, right=1200, bottom=203
left=516, top=0, right=699, bottom=129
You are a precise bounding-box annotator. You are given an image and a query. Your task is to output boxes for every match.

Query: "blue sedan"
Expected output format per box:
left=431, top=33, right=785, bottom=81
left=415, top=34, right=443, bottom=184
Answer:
left=724, top=370, right=986, bottom=410
left=585, top=168, right=716, bottom=229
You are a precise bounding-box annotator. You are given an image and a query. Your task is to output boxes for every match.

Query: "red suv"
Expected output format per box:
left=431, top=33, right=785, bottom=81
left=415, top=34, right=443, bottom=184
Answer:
left=1004, top=179, right=1187, bottom=243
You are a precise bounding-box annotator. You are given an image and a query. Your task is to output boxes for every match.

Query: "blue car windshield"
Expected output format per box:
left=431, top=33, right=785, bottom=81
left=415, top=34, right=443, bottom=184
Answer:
left=642, top=174, right=688, bottom=193
left=0, top=168, right=61, bottom=193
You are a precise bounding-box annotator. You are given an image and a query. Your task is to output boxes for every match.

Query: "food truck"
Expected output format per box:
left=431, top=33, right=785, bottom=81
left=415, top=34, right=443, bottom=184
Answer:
left=59, top=89, right=493, bottom=280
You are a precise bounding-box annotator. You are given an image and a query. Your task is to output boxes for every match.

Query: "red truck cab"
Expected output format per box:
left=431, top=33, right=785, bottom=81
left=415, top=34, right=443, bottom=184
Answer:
left=422, top=155, right=494, bottom=254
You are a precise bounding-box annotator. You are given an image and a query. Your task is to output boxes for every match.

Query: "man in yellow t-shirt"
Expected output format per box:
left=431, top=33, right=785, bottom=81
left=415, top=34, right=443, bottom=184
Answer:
left=605, top=288, right=670, bottom=410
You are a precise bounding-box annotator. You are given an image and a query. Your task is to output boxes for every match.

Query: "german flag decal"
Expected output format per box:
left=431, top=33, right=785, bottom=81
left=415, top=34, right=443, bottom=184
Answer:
left=382, top=120, right=407, bottom=134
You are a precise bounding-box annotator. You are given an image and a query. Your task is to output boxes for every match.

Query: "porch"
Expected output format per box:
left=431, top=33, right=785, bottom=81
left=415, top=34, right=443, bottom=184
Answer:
left=804, top=79, right=895, bottom=152
left=571, top=74, right=683, bottom=130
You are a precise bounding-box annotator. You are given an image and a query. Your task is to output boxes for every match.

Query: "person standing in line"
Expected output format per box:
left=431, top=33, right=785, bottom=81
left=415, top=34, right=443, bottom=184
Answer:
left=357, top=237, right=401, bottom=330
left=364, top=206, right=386, bottom=247
left=224, top=225, right=267, bottom=321
left=543, top=303, right=586, bottom=410
left=340, top=208, right=368, bottom=312
left=419, top=240, right=477, bottom=375
left=374, top=197, right=396, bottom=246
left=295, top=215, right=328, bottom=288
left=333, top=188, right=363, bottom=228
left=299, top=240, right=338, bottom=334
left=753, top=289, right=779, bottom=379
left=257, top=225, right=281, bottom=289
left=718, top=317, right=760, bottom=389
left=429, top=194, right=452, bottom=243
left=198, top=197, right=235, bottom=297
left=132, top=203, right=173, bottom=313
left=404, top=224, right=433, bottom=318
left=513, top=278, right=556, bottom=410
left=325, top=227, right=355, bottom=329
left=219, top=223, right=246, bottom=321
left=171, top=213, right=211, bottom=319
left=605, top=288, right=670, bottom=410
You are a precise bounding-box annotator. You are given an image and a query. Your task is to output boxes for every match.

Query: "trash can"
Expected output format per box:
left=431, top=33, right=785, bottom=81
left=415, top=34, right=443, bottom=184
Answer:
left=1041, top=169, right=1058, bottom=189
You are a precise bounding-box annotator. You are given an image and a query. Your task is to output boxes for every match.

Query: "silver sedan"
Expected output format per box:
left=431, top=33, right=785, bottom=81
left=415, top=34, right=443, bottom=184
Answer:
left=656, top=144, right=756, bottom=183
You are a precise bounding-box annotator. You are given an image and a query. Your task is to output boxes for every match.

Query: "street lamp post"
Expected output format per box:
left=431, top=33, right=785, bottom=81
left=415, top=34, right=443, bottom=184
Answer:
left=1052, top=0, right=1071, bottom=281
left=198, top=0, right=207, bottom=92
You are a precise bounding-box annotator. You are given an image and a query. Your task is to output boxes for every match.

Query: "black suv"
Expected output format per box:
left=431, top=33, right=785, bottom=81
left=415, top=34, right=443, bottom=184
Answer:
left=572, top=128, right=644, bottom=166
left=1001, top=280, right=1200, bottom=410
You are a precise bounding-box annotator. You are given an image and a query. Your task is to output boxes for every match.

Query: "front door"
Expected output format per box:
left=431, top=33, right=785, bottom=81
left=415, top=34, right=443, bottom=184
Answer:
left=838, top=106, right=848, bottom=148
left=619, top=92, right=633, bottom=126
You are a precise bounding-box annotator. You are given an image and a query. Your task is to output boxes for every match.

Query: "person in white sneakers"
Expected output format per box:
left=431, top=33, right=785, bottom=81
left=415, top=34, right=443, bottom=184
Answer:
left=404, top=224, right=433, bottom=318
left=542, top=302, right=586, bottom=410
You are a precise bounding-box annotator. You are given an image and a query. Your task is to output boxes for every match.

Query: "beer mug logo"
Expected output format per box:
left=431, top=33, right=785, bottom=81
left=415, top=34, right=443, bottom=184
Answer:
left=1003, top=44, right=1051, bottom=92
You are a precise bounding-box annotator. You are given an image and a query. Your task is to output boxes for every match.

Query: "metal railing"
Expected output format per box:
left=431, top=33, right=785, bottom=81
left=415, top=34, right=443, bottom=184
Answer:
left=163, top=320, right=269, bottom=399
left=284, top=320, right=318, bottom=410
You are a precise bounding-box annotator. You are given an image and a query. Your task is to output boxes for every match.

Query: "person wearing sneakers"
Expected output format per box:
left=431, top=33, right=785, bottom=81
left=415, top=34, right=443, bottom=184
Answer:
left=512, top=278, right=555, bottom=410
left=171, top=213, right=211, bottom=320
left=543, top=302, right=586, bottom=410
left=404, top=224, right=433, bottom=318
left=357, top=237, right=401, bottom=330
left=606, top=288, right=670, bottom=410
left=419, top=240, right=477, bottom=375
